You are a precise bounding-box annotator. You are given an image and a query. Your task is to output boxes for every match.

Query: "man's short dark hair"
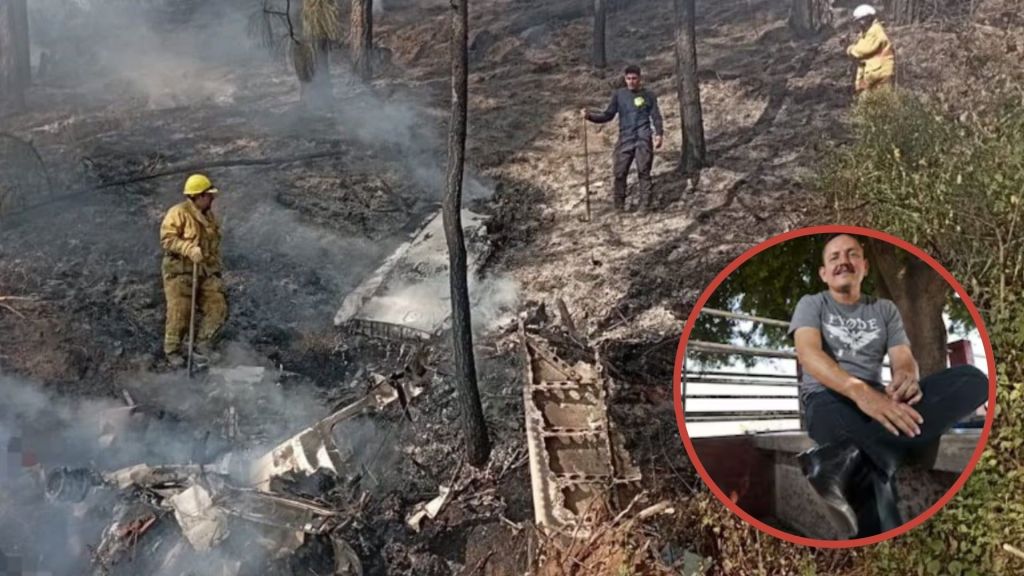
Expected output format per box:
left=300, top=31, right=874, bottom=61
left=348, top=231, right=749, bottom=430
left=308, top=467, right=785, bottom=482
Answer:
left=624, top=64, right=641, bottom=76
left=821, top=233, right=864, bottom=260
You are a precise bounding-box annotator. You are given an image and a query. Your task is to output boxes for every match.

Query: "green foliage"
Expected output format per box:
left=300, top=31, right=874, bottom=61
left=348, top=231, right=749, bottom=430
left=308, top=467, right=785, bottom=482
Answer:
left=689, top=234, right=968, bottom=367
left=820, top=90, right=1024, bottom=574
left=866, top=368, right=1024, bottom=575
left=822, top=90, right=1024, bottom=331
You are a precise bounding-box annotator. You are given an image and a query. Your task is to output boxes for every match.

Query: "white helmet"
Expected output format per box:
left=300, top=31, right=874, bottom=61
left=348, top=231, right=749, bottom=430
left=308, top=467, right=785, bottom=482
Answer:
left=853, top=4, right=877, bottom=20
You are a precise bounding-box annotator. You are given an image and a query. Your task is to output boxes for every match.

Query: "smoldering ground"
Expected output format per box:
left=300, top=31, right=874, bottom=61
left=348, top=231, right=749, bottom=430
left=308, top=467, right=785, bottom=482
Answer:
left=0, top=340, right=401, bottom=575
left=2, top=1, right=519, bottom=572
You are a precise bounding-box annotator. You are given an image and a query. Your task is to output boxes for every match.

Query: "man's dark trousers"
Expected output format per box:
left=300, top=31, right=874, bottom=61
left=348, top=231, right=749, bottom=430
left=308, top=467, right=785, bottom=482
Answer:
left=613, top=137, right=654, bottom=208
left=803, top=364, right=988, bottom=535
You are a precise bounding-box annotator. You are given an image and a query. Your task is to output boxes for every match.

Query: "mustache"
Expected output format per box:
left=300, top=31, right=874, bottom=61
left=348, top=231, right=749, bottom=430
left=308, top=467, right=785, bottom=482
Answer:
left=833, top=264, right=855, bottom=275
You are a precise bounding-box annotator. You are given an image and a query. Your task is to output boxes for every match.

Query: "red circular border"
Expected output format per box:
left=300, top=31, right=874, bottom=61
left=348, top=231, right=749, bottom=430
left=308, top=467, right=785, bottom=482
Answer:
left=672, top=224, right=998, bottom=548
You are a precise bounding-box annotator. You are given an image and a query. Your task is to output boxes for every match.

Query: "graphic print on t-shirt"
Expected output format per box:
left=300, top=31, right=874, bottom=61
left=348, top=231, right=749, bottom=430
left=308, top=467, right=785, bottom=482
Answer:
left=823, top=313, right=881, bottom=358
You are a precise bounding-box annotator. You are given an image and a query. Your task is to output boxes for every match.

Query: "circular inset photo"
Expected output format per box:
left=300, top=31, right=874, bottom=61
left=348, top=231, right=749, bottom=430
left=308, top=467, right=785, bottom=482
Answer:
left=672, top=225, right=996, bottom=547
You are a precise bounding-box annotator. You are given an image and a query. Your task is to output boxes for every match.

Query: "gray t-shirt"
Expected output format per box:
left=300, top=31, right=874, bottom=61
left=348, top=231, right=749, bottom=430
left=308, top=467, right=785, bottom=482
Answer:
left=788, top=291, right=910, bottom=399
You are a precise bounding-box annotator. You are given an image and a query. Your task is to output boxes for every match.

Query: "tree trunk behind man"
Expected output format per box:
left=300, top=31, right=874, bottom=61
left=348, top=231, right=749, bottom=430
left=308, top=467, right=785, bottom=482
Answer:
left=868, top=239, right=950, bottom=377
left=350, top=0, right=372, bottom=81
left=673, top=0, right=706, bottom=174
left=0, top=0, right=29, bottom=113
left=592, top=0, right=607, bottom=69
left=444, top=0, right=491, bottom=467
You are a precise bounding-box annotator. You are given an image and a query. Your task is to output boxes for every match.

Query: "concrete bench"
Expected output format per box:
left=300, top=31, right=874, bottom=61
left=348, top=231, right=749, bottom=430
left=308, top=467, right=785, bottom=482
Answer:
left=751, top=429, right=982, bottom=539
left=692, top=429, right=982, bottom=539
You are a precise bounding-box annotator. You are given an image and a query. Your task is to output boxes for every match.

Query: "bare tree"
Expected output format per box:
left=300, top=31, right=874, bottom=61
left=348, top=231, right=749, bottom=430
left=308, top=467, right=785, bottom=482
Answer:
left=673, top=0, right=705, bottom=174
left=444, top=0, right=491, bottom=467
left=592, top=0, right=607, bottom=69
left=789, top=0, right=832, bottom=36
left=350, top=0, right=373, bottom=81
left=890, top=0, right=921, bottom=24
left=0, top=0, right=29, bottom=113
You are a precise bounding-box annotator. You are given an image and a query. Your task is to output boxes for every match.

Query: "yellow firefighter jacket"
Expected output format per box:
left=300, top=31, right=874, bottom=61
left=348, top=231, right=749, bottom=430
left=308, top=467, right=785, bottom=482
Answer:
left=160, top=200, right=223, bottom=278
left=847, top=21, right=895, bottom=91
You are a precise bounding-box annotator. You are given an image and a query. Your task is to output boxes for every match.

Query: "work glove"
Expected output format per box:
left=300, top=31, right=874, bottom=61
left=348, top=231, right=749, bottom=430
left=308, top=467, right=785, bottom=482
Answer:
left=186, top=245, right=203, bottom=264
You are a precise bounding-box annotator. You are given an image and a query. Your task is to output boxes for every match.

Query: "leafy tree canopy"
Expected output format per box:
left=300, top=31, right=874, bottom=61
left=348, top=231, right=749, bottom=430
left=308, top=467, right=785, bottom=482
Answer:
left=691, top=234, right=972, bottom=367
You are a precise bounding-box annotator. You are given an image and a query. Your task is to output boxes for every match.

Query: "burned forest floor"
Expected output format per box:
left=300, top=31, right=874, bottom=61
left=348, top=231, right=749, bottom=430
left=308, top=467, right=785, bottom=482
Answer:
left=3, top=0, right=1023, bottom=574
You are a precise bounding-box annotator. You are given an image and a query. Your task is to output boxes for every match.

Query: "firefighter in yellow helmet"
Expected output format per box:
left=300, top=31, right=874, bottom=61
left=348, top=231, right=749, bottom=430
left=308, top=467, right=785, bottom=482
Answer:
left=160, top=174, right=227, bottom=368
left=847, top=5, right=895, bottom=95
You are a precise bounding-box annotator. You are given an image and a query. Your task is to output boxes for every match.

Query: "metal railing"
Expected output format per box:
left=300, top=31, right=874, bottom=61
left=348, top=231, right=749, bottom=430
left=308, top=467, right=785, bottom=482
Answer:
left=683, top=308, right=802, bottom=438
left=683, top=307, right=984, bottom=438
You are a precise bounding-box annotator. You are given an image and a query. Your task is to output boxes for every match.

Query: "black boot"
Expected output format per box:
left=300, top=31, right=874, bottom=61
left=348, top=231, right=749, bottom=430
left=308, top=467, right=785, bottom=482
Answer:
left=797, top=441, right=863, bottom=538
left=642, top=189, right=658, bottom=211
left=872, top=472, right=903, bottom=532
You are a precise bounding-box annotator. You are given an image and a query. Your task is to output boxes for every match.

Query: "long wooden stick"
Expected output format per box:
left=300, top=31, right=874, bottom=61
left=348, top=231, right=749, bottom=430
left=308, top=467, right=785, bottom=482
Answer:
left=582, top=115, right=591, bottom=222
left=187, top=262, right=199, bottom=378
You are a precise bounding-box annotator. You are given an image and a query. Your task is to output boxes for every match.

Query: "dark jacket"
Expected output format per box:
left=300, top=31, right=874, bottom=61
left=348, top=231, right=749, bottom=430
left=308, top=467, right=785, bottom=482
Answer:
left=587, top=87, right=664, bottom=144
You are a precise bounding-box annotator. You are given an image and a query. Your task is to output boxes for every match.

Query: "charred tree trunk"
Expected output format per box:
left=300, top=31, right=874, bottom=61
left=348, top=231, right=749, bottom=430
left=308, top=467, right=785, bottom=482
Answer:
left=310, top=39, right=332, bottom=104
left=350, top=0, right=372, bottom=81
left=592, top=0, right=607, bottom=69
left=290, top=0, right=333, bottom=108
left=868, top=239, right=950, bottom=377
left=0, top=0, right=29, bottom=113
left=10, top=0, right=27, bottom=88
left=444, top=0, right=491, bottom=467
left=296, top=38, right=332, bottom=108
left=673, top=0, right=705, bottom=174
left=789, top=0, right=832, bottom=37
left=890, top=0, right=922, bottom=25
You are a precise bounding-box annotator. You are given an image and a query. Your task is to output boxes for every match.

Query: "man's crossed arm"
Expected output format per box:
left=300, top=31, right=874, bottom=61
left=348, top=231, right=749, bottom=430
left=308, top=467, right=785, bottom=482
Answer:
left=887, top=344, right=922, bottom=405
left=794, top=327, right=922, bottom=437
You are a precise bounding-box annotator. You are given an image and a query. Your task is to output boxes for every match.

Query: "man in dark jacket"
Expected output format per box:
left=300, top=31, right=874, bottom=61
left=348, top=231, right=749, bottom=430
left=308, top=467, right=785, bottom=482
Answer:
left=581, top=64, right=664, bottom=210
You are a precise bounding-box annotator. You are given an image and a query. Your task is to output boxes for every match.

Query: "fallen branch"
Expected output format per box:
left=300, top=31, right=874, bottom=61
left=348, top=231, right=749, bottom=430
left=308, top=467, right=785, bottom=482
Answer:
left=0, top=296, right=35, bottom=319
left=0, top=303, right=25, bottom=319
left=577, top=491, right=646, bottom=554
left=467, top=550, right=494, bottom=576
left=498, top=514, right=523, bottom=533
left=3, top=151, right=352, bottom=218
left=635, top=500, right=674, bottom=520
left=95, top=150, right=348, bottom=189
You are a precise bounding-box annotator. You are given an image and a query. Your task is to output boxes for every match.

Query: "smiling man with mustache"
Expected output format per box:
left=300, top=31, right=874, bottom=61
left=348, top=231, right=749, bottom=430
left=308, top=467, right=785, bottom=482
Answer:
left=787, top=234, right=988, bottom=538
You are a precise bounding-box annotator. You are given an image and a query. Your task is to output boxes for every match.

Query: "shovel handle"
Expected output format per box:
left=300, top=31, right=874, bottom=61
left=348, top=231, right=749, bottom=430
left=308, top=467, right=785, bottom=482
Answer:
left=582, top=116, right=591, bottom=222
left=187, top=261, right=199, bottom=378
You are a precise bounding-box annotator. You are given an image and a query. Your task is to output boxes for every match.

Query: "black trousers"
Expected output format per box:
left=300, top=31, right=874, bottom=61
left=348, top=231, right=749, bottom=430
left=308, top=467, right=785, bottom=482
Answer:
left=612, top=137, right=653, bottom=205
left=804, top=364, right=988, bottom=536
left=804, top=364, right=988, bottom=475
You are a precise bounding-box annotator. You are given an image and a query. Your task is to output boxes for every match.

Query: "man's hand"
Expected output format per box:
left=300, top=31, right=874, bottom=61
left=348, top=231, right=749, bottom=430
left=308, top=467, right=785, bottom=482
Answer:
left=186, top=245, right=203, bottom=264
left=853, top=384, right=923, bottom=437
left=888, top=371, right=923, bottom=405
left=654, top=134, right=663, bottom=149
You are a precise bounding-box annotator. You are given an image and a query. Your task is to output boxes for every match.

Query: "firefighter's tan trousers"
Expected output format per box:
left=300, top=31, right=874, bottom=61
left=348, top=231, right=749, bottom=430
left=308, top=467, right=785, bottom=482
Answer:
left=163, top=272, right=227, bottom=356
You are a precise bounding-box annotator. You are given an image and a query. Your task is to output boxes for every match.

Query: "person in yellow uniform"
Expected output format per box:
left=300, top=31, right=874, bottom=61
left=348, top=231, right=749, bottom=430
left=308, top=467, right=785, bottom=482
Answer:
left=160, top=174, right=227, bottom=368
left=847, top=5, right=895, bottom=95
